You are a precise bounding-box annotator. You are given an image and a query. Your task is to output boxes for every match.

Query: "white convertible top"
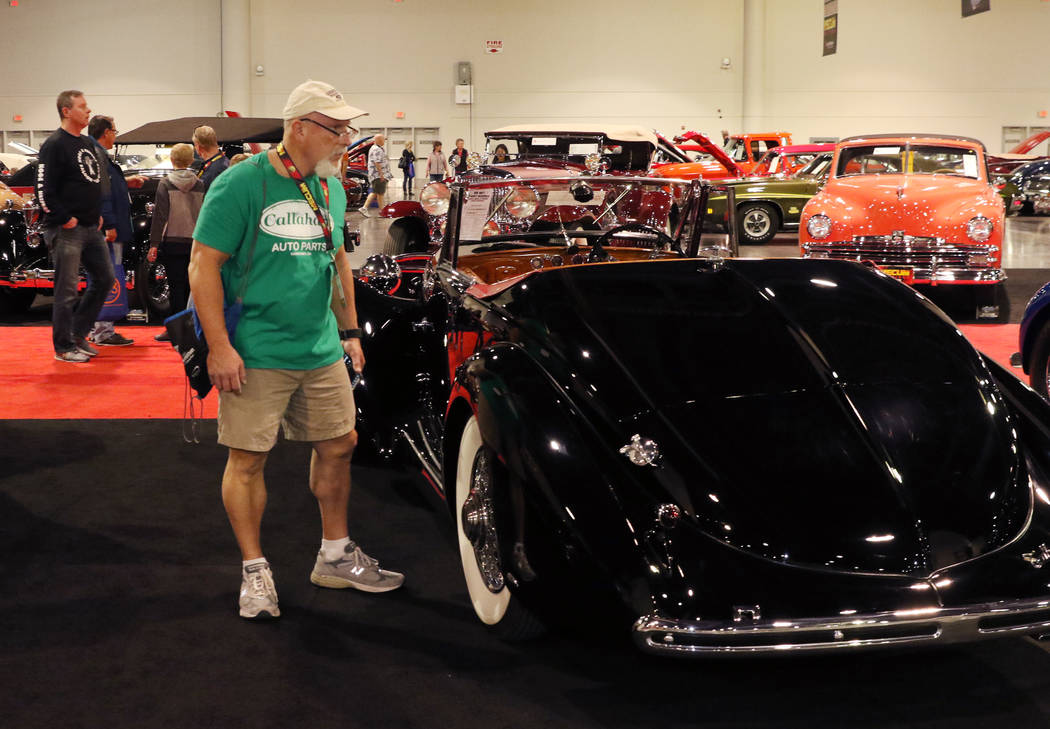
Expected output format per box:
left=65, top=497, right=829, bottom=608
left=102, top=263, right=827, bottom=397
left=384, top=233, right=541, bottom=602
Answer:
left=486, top=124, right=658, bottom=146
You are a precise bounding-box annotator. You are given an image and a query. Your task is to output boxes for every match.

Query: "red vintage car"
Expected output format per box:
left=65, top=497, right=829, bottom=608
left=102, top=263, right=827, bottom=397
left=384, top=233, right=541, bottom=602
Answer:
left=379, top=125, right=696, bottom=252
left=799, top=134, right=1006, bottom=317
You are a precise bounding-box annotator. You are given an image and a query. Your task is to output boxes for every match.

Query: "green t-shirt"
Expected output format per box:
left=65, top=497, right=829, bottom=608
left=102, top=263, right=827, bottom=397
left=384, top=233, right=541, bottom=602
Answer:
left=193, top=154, right=346, bottom=370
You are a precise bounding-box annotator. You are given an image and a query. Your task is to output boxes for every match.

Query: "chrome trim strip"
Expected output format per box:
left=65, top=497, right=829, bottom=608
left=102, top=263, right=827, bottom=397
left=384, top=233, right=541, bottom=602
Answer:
left=633, top=598, right=1050, bottom=655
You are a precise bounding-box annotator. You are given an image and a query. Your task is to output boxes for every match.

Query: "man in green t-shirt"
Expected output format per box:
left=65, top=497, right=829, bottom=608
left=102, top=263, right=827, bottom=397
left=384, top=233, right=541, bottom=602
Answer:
left=189, top=80, right=405, bottom=620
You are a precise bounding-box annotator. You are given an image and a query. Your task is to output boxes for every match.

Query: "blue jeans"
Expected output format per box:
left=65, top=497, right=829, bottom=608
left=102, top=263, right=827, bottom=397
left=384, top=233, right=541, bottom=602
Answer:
left=48, top=224, right=115, bottom=353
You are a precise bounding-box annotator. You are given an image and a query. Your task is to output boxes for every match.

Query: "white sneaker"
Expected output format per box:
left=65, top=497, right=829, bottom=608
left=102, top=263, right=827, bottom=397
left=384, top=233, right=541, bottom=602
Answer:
left=239, top=562, right=280, bottom=619
left=358, top=206, right=371, bottom=217
left=310, top=541, right=404, bottom=593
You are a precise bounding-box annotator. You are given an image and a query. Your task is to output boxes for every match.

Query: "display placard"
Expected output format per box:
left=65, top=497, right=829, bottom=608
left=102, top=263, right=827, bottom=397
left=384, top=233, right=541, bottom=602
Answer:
left=460, top=188, right=495, bottom=240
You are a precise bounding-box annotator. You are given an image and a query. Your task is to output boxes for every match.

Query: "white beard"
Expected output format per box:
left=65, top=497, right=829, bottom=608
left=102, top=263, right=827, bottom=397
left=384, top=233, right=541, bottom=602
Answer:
left=315, top=156, right=341, bottom=178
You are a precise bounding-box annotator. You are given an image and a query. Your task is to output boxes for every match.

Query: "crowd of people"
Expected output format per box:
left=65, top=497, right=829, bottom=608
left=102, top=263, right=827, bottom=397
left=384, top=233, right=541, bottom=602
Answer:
left=34, top=81, right=405, bottom=621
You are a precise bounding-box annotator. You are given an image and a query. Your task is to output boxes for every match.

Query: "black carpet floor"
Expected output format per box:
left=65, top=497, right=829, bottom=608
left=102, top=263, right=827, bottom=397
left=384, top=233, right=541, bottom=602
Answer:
left=5, top=420, right=1050, bottom=728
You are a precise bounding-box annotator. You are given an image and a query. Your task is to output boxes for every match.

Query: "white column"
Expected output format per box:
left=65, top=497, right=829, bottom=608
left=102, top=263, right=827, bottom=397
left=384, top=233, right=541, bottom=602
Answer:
left=221, top=0, right=251, bottom=115
left=742, top=0, right=766, bottom=132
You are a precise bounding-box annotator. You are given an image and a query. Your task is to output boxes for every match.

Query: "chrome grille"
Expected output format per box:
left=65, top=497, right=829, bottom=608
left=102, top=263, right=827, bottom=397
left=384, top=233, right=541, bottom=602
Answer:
left=804, top=240, right=996, bottom=268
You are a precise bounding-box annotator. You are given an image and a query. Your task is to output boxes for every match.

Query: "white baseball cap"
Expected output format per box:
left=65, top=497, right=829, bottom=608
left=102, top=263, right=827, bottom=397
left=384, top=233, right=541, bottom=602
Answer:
left=282, top=80, right=367, bottom=122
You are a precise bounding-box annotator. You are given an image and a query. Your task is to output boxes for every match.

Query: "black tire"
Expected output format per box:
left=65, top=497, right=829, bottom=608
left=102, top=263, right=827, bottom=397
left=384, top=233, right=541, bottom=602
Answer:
left=135, top=257, right=171, bottom=319
left=0, top=289, right=36, bottom=314
left=1028, top=325, right=1050, bottom=399
left=737, top=202, right=780, bottom=245
left=453, top=415, right=545, bottom=641
left=386, top=218, right=429, bottom=255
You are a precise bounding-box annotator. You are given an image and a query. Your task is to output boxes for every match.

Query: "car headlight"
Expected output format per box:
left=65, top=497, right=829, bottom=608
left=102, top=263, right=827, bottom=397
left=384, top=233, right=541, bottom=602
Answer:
left=420, top=182, right=450, bottom=216
left=806, top=214, right=832, bottom=239
left=505, top=186, right=539, bottom=218
left=966, top=216, right=993, bottom=242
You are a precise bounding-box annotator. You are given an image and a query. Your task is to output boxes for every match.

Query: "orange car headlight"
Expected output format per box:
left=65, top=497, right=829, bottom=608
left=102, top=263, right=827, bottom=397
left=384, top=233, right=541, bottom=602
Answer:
left=806, top=214, right=832, bottom=240
left=966, top=216, right=993, bottom=243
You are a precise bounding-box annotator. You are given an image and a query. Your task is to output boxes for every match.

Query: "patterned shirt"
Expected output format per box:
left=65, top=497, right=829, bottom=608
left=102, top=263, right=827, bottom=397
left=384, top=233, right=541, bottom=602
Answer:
left=367, top=144, right=392, bottom=182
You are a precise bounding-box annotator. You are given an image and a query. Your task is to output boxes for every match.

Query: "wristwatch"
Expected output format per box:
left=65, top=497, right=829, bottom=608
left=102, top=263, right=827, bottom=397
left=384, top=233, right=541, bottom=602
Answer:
left=339, top=328, right=363, bottom=340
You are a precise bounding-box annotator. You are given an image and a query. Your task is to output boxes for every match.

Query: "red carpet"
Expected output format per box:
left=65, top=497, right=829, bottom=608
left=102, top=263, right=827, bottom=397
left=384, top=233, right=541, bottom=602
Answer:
left=0, top=324, right=1027, bottom=420
left=0, top=326, right=217, bottom=419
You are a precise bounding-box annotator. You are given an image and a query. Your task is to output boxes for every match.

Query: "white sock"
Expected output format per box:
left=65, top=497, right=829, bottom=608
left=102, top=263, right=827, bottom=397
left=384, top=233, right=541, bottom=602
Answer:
left=321, top=537, right=351, bottom=561
left=242, top=557, right=268, bottom=571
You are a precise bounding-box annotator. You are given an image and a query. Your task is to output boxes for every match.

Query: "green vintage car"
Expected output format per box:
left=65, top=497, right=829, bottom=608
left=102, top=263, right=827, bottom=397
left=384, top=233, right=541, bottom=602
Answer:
left=708, top=151, right=833, bottom=244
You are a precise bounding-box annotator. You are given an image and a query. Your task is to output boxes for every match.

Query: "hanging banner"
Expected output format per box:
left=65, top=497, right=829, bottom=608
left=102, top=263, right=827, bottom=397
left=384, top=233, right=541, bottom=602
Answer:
left=823, top=0, right=837, bottom=56
left=962, top=0, right=990, bottom=17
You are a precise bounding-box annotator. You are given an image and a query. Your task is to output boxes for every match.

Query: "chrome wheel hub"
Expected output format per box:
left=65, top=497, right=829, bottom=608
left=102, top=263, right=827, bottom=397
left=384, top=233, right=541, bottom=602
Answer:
left=461, top=448, right=504, bottom=593
left=744, top=210, right=771, bottom=237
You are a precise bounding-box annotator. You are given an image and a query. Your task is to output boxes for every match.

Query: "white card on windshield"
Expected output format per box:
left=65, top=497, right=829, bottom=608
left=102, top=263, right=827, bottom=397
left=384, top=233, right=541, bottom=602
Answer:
left=459, top=188, right=495, bottom=240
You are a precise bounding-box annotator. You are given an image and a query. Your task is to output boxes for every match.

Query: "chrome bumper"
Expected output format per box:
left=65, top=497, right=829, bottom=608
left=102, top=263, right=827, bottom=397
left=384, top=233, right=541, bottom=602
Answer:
left=633, top=598, right=1050, bottom=656
left=802, top=241, right=1004, bottom=284
left=3, top=269, right=58, bottom=288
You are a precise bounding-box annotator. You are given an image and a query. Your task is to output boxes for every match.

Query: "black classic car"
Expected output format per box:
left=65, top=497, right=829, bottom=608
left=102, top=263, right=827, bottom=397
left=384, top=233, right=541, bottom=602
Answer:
left=350, top=171, right=1050, bottom=656
left=1002, top=158, right=1050, bottom=216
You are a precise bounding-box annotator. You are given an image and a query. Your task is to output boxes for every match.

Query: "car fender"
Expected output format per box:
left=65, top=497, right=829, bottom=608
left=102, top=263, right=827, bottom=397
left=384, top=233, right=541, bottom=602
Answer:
left=381, top=200, right=425, bottom=219
left=1020, top=282, right=1050, bottom=374
left=456, top=343, right=662, bottom=613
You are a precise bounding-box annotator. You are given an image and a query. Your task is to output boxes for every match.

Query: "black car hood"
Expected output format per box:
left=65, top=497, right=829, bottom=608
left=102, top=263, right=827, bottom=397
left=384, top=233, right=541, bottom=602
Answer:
left=495, top=258, right=1028, bottom=575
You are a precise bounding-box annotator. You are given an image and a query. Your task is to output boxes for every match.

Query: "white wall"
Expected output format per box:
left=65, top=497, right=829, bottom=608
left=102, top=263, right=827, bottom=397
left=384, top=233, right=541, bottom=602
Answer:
left=248, top=0, right=743, bottom=152
left=1, top=0, right=1048, bottom=155
left=0, top=0, right=221, bottom=134
left=765, top=0, right=1050, bottom=152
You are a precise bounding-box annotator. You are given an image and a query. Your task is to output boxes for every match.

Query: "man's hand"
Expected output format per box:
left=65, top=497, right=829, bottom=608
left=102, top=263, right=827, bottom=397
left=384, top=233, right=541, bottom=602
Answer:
left=147, top=246, right=158, bottom=263
left=342, top=338, right=365, bottom=375
left=62, top=216, right=78, bottom=229
left=125, top=175, right=147, bottom=189
left=207, top=342, right=247, bottom=394
left=98, top=216, right=104, bottom=230
left=105, top=228, right=117, bottom=242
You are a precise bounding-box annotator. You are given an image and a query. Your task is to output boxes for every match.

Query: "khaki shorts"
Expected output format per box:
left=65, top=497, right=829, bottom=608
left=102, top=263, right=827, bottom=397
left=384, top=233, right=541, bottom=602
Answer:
left=371, top=178, right=387, bottom=195
left=217, top=360, right=355, bottom=452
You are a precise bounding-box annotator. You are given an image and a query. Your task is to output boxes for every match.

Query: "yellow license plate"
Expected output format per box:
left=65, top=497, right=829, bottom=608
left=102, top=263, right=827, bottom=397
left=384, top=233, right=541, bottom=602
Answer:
left=879, top=267, right=913, bottom=282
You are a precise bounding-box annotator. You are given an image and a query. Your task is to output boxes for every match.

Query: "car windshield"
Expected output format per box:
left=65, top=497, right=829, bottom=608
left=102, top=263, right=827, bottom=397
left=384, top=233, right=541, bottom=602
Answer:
left=115, top=144, right=175, bottom=171
left=484, top=134, right=654, bottom=171
left=835, top=143, right=982, bottom=179
left=795, top=153, right=833, bottom=179
left=445, top=176, right=701, bottom=252
left=725, top=138, right=748, bottom=162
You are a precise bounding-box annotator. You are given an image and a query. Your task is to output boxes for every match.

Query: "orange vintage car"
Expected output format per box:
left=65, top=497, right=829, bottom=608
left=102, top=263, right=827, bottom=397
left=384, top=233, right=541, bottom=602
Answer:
left=799, top=134, right=1006, bottom=316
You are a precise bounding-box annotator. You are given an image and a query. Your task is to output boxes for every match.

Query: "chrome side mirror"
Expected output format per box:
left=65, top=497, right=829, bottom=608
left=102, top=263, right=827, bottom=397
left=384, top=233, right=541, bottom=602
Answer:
left=359, top=254, right=401, bottom=295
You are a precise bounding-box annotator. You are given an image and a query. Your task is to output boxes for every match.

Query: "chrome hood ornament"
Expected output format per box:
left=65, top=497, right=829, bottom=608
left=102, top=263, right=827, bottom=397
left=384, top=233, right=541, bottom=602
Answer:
left=619, top=434, right=660, bottom=466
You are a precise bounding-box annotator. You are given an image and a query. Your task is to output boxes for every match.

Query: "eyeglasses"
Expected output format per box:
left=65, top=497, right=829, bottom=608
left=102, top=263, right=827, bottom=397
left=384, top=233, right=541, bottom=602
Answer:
left=300, top=117, right=357, bottom=139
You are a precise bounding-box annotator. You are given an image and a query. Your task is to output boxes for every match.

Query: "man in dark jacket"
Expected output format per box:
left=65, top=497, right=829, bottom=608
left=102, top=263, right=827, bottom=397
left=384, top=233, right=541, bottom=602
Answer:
left=36, top=90, right=113, bottom=363
left=87, top=115, right=145, bottom=346
left=192, top=125, right=230, bottom=191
